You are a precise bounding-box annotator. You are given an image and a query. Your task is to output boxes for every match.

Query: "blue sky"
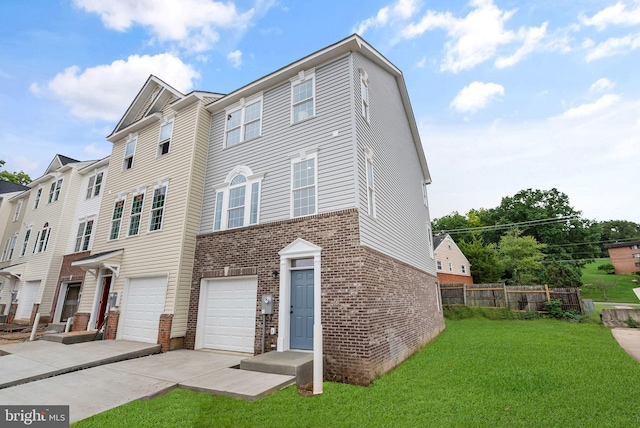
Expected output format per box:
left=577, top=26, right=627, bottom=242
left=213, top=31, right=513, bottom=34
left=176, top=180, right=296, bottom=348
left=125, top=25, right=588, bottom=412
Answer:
left=1, top=0, right=639, bottom=223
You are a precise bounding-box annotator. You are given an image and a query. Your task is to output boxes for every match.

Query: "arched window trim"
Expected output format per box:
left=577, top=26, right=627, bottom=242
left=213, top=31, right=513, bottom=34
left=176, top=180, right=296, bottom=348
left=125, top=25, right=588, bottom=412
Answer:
left=213, top=166, right=265, bottom=231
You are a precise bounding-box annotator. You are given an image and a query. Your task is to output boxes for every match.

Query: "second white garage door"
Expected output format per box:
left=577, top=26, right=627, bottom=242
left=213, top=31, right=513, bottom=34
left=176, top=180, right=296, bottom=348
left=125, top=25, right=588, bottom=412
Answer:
left=120, top=276, right=167, bottom=343
left=200, top=277, right=257, bottom=353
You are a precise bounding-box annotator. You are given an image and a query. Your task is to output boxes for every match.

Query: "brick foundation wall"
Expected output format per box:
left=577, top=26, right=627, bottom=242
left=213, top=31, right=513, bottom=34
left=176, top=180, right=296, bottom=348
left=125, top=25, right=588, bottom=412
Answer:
left=105, top=311, right=119, bottom=340
left=50, top=251, right=91, bottom=322
left=187, top=208, right=444, bottom=386
left=72, top=312, right=90, bottom=332
left=158, top=314, right=173, bottom=352
left=607, top=246, right=640, bottom=275
left=437, top=272, right=473, bottom=285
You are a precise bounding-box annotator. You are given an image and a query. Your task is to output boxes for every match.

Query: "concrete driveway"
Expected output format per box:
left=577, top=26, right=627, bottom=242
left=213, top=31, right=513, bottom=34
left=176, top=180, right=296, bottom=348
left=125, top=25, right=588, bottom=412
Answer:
left=0, top=341, right=294, bottom=423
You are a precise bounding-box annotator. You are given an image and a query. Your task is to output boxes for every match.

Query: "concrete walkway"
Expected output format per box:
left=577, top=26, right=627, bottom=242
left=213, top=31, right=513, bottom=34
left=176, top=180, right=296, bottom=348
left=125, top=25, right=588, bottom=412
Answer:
left=611, top=328, right=640, bottom=364
left=0, top=341, right=295, bottom=423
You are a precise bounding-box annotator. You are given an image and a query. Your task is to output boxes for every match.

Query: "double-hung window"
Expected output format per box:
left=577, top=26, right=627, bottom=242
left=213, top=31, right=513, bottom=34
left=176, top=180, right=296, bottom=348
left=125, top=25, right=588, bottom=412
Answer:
left=1, top=239, right=9, bottom=261
left=291, top=151, right=317, bottom=217
left=7, top=234, right=17, bottom=259
left=461, top=265, right=467, bottom=274
left=448, top=262, right=453, bottom=272
left=149, top=185, right=167, bottom=231
left=291, top=70, right=315, bottom=123
left=74, top=220, right=94, bottom=252
left=13, top=200, right=22, bottom=222
left=360, top=69, right=370, bottom=121
left=34, top=188, right=42, bottom=209
left=427, top=224, right=434, bottom=259
left=366, top=157, right=375, bottom=217
left=158, top=117, right=174, bottom=155
left=128, top=193, right=145, bottom=236
left=123, top=135, right=137, bottom=170
left=34, top=223, right=51, bottom=253
left=436, top=260, right=442, bottom=270
left=225, top=96, right=262, bottom=147
left=213, top=167, right=263, bottom=231
left=86, top=172, right=104, bottom=199
left=48, top=179, right=63, bottom=203
left=422, top=182, right=429, bottom=207
left=109, top=198, right=126, bottom=240
left=20, top=228, right=31, bottom=257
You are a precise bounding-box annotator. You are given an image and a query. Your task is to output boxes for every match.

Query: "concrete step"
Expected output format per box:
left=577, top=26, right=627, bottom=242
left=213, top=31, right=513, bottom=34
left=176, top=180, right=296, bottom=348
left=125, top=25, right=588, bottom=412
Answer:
left=45, top=322, right=67, bottom=333
left=41, top=330, right=100, bottom=344
left=240, top=351, right=322, bottom=387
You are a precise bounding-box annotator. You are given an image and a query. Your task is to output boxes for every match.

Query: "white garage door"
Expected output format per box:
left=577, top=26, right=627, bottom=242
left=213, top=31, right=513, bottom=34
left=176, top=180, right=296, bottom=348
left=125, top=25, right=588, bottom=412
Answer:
left=15, top=280, right=40, bottom=321
left=200, top=277, right=257, bottom=353
left=121, top=276, right=167, bottom=343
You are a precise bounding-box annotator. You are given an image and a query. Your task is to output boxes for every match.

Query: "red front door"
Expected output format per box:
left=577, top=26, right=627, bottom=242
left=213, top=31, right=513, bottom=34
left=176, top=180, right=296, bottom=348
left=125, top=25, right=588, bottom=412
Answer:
left=96, top=276, right=112, bottom=329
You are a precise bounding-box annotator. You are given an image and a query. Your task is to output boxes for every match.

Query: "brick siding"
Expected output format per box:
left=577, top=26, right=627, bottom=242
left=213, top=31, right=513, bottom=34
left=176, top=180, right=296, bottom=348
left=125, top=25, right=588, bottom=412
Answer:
left=607, top=246, right=640, bottom=275
left=158, top=313, right=173, bottom=352
left=187, top=208, right=444, bottom=386
left=437, top=272, right=474, bottom=285
left=49, top=251, right=91, bottom=322
left=72, top=312, right=90, bottom=332
left=105, top=310, right=119, bottom=340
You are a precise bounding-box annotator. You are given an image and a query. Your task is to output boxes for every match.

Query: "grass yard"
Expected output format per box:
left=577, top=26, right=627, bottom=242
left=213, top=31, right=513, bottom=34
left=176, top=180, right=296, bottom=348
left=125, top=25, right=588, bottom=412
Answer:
left=74, top=318, right=640, bottom=428
left=580, top=259, right=640, bottom=303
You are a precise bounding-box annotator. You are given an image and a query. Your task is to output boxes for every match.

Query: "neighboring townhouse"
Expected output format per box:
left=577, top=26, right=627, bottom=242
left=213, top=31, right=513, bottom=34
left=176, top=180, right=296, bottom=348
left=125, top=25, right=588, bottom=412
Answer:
left=72, top=76, right=222, bottom=351
left=186, top=35, right=444, bottom=386
left=605, top=240, right=640, bottom=274
left=0, top=180, right=30, bottom=316
left=48, top=156, right=109, bottom=327
left=2, top=155, right=96, bottom=324
left=433, top=233, right=473, bottom=285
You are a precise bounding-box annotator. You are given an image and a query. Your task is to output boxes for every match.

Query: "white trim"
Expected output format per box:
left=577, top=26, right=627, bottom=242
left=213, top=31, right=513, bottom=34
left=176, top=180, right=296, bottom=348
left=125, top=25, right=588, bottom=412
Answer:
left=116, top=273, right=169, bottom=342
left=277, top=238, right=323, bottom=394
left=223, top=94, right=263, bottom=148
left=290, top=69, right=316, bottom=124
left=157, top=115, right=175, bottom=156
left=126, top=190, right=146, bottom=237
left=290, top=150, right=318, bottom=218
left=88, top=270, right=113, bottom=330
left=212, top=166, right=264, bottom=231
left=148, top=182, right=169, bottom=232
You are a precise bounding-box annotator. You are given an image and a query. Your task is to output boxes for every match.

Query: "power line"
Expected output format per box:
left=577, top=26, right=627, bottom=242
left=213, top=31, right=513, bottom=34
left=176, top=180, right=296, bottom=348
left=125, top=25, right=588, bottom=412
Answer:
left=439, top=215, right=580, bottom=235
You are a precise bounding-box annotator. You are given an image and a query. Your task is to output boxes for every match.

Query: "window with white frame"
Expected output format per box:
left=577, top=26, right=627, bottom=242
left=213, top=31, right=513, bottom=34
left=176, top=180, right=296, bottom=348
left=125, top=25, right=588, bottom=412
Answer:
left=128, top=192, right=145, bottom=236
left=360, top=69, right=370, bottom=121
left=225, top=97, right=262, bottom=147
left=109, top=198, right=126, bottom=240
left=632, top=245, right=639, bottom=250
left=86, top=172, right=104, bottom=199
left=365, top=155, right=375, bottom=217
left=34, top=188, right=42, bottom=209
left=213, top=167, right=263, bottom=231
left=48, top=179, right=63, bottom=203
left=291, top=151, right=317, bottom=217
left=427, top=224, right=434, bottom=258
left=158, top=117, right=174, bottom=155
left=20, top=228, right=31, bottom=257
left=291, top=70, right=315, bottom=123
left=436, top=260, right=442, bottom=270
left=34, top=222, right=51, bottom=253
left=1, top=239, right=10, bottom=261
left=13, top=199, right=22, bottom=222
left=422, top=182, right=429, bottom=207
left=123, top=135, right=137, bottom=170
left=74, top=220, right=94, bottom=252
left=633, top=253, right=640, bottom=258
left=461, top=265, right=467, bottom=274
left=149, top=185, right=167, bottom=231
left=7, top=234, right=17, bottom=259
left=448, top=262, right=453, bottom=272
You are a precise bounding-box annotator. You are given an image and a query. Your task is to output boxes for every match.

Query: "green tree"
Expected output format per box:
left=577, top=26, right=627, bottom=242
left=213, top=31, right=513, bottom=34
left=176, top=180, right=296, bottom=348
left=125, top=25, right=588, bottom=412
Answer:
left=497, top=229, right=546, bottom=285
left=541, top=262, right=582, bottom=288
left=583, top=279, right=617, bottom=301
left=0, top=160, right=32, bottom=185
left=458, top=234, right=504, bottom=283
left=599, top=220, right=640, bottom=256
left=479, top=188, right=601, bottom=263
left=431, top=212, right=475, bottom=242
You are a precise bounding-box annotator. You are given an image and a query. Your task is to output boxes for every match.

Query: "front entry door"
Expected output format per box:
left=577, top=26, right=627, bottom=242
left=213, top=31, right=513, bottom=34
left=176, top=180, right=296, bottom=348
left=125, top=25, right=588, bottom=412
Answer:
left=290, top=269, right=314, bottom=350
left=95, top=276, right=112, bottom=329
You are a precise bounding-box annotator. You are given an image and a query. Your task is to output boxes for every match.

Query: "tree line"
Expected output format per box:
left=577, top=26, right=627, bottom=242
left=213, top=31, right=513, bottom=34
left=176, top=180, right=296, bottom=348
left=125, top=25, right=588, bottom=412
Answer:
left=432, top=188, right=640, bottom=286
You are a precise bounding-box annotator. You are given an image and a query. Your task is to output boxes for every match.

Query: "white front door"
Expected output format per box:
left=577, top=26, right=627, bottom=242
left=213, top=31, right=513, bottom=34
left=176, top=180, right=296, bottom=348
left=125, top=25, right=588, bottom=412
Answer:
left=198, top=276, right=257, bottom=353
left=120, top=276, right=167, bottom=343
left=15, top=280, right=40, bottom=321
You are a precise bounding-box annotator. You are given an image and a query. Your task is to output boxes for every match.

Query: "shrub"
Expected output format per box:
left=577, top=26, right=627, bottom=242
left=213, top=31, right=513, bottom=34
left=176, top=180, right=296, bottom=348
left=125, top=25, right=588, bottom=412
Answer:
left=625, top=316, right=638, bottom=328
left=597, top=263, right=615, bottom=274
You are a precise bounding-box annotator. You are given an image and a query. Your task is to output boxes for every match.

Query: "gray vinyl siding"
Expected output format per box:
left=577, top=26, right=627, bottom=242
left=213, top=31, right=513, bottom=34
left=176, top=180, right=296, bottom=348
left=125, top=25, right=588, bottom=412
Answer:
left=353, top=53, right=435, bottom=274
left=200, top=55, right=356, bottom=233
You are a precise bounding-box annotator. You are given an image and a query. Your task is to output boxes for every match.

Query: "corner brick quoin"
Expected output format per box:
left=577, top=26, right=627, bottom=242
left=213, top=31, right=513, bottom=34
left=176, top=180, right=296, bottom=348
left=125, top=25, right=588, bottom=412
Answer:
left=105, top=311, right=120, bottom=340
left=158, top=314, right=174, bottom=352
left=186, top=208, right=445, bottom=386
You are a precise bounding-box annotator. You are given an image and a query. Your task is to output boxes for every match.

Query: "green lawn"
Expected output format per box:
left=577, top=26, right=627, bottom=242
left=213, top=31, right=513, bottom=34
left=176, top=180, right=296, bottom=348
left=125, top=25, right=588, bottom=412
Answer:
left=580, top=259, right=640, bottom=303
left=74, top=319, right=640, bottom=428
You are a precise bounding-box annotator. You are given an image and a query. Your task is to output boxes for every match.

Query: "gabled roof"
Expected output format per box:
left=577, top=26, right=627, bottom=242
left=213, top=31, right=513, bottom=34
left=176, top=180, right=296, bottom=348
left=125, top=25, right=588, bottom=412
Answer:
left=433, top=234, right=448, bottom=251
left=108, top=75, right=186, bottom=140
left=0, top=180, right=29, bottom=194
left=44, top=154, right=80, bottom=175
left=204, top=34, right=431, bottom=183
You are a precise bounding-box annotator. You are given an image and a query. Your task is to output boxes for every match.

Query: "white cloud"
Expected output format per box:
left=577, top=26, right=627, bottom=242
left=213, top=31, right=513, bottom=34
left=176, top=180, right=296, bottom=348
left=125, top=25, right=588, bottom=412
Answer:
left=555, top=94, right=620, bottom=120
left=73, top=0, right=257, bottom=53
left=580, top=1, right=640, bottom=31
left=450, top=81, right=504, bottom=114
left=30, top=53, right=199, bottom=121
left=227, top=50, right=242, bottom=68
left=400, top=0, right=546, bottom=72
left=585, top=32, right=640, bottom=61
left=83, top=142, right=111, bottom=158
left=353, top=0, right=419, bottom=34
left=590, top=78, right=614, bottom=92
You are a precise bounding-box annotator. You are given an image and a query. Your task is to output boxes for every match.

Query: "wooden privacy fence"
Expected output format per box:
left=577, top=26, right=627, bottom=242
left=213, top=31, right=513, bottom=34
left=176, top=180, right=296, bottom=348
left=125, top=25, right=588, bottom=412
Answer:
left=440, top=283, right=583, bottom=313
